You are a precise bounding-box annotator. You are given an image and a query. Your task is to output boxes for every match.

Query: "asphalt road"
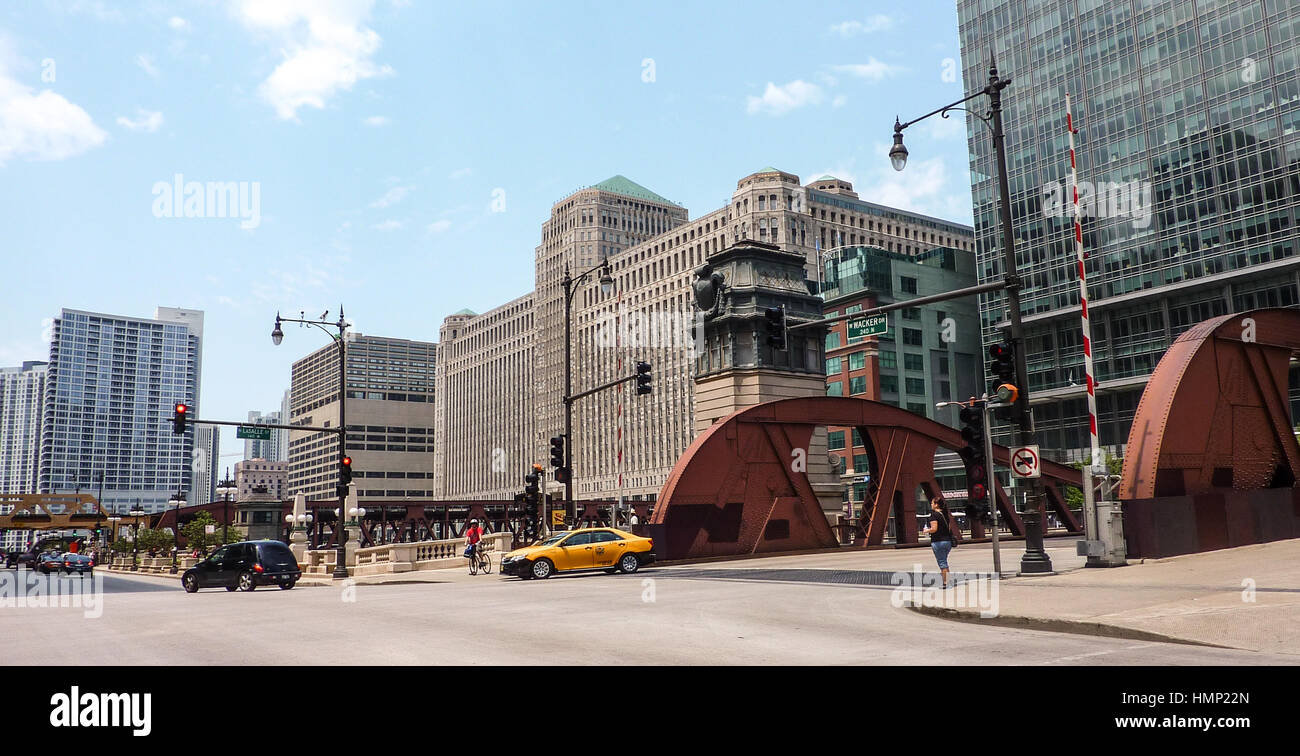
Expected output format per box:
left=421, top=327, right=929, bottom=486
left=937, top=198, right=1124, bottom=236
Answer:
left=1, top=567, right=1295, bottom=665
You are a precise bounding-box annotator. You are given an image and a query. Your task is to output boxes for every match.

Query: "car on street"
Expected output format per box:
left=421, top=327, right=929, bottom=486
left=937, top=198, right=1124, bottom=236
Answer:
left=500, top=527, right=654, bottom=580
left=36, top=551, right=66, bottom=574
left=5, top=550, right=38, bottom=569
left=181, top=540, right=302, bottom=593
left=59, top=552, right=94, bottom=575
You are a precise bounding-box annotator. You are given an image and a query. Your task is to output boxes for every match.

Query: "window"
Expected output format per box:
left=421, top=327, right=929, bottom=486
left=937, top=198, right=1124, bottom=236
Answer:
left=880, top=375, right=899, bottom=393
left=902, top=307, right=921, bottom=320
left=826, top=332, right=841, bottom=350
left=827, top=381, right=843, bottom=397
left=828, top=431, right=846, bottom=450
left=904, top=353, right=924, bottom=371
left=878, top=350, right=896, bottom=369
left=907, top=402, right=928, bottom=416
left=901, top=276, right=918, bottom=294
left=850, top=376, right=867, bottom=395
left=903, top=328, right=923, bottom=346
left=905, top=377, right=926, bottom=395
left=826, top=356, right=842, bottom=375
left=849, top=352, right=867, bottom=371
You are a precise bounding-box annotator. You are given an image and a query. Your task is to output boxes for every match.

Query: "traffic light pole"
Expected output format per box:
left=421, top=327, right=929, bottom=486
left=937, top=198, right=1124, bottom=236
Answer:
left=981, top=397, right=1002, bottom=577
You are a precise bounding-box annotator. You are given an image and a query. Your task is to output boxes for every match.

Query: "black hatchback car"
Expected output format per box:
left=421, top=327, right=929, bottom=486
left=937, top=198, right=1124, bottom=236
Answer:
left=181, top=540, right=302, bottom=593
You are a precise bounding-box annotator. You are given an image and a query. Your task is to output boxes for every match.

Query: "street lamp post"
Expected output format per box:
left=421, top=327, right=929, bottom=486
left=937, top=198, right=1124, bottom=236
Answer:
left=893, top=53, right=1052, bottom=573
left=561, top=261, right=615, bottom=523
left=215, top=475, right=237, bottom=547
left=272, top=307, right=351, bottom=579
left=128, top=502, right=145, bottom=571
left=166, top=491, right=185, bottom=574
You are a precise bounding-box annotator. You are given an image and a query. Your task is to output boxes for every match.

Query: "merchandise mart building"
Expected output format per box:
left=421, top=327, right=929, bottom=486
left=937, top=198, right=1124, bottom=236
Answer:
left=957, top=0, right=1300, bottom=463
left=434, top=169, right=975, bottom=505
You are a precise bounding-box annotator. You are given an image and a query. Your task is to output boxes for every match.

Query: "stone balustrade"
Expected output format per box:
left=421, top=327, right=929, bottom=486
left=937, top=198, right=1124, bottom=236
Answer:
left=310, top=531, right=514, bottom=577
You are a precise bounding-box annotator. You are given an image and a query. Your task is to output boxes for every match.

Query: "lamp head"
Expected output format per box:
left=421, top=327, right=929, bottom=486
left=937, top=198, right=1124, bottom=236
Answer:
left=271, top=315, right=284, bottom=346
left=889, top=123, right=909, bottom=172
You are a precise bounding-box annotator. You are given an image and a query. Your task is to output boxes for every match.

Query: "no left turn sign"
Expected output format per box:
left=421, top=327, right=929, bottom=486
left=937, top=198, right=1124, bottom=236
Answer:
left=1010, top=445, right=1041, bottom=479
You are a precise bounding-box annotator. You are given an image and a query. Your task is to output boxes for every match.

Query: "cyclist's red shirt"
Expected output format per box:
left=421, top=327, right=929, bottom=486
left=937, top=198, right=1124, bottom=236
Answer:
left=466, top=526, right=483, bottom=545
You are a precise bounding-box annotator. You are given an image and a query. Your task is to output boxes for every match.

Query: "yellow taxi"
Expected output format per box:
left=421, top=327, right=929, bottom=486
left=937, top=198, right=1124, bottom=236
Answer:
left=500, top=527, right=655, bottom=580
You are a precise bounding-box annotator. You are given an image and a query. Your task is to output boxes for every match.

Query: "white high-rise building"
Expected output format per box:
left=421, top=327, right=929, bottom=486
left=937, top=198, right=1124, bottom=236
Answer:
left=39, top=307, right=204, bottom=514
left=191, top=425, right=219, bottom=504
left=1, top=361, right=47, bottom=552
left=243, top=410, right=285, bottom=462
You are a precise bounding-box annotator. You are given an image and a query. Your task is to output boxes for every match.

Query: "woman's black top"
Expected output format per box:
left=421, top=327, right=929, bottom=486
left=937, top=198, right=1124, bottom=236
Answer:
left=929, top=511, right=954, bottom=542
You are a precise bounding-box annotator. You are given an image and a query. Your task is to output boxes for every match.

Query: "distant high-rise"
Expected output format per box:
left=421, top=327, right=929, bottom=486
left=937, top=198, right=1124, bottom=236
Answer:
left=39, top=307, right=204, bottom=513
left=243, top=410, right=285, bottom=462
left=192, top=425, right=219, bottom=504
left=288, top=334, right=436, bottom=501
left=0, top=361, right=47, bottom=495
left=956, top=0, right=1300, bottom=461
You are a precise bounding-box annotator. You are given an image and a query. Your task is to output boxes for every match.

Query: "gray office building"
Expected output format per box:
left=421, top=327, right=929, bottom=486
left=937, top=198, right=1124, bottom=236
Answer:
left=38, top=307, right=204, bottom=513
left=956, top=0, right=1300, bottom=461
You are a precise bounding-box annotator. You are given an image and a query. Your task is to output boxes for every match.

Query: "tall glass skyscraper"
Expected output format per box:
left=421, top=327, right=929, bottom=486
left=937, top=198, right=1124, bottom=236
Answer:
left=956, top=0, right=1300, bottom=461
left=38, top=307, right=204, bottom=513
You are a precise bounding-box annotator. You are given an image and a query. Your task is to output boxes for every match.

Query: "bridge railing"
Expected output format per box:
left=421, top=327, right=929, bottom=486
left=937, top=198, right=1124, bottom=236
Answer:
left=304, top=531, right=514, bottom=577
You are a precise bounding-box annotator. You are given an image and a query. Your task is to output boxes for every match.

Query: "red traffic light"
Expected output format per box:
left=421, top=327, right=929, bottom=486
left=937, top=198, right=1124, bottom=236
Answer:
left=971, top=483, right=988, bottom=500
left=341, top=456, right=352, bottom=466
left=175, top=403, right=187, bottom=414
left=989, top=343, right=1009, bottom=359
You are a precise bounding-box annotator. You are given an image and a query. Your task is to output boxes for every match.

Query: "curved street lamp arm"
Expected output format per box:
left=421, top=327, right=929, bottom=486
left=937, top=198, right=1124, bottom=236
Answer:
left=275, top=315, right=343, bottom=341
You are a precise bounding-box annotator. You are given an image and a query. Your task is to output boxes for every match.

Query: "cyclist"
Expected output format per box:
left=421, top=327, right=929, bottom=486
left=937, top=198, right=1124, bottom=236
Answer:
left=466, top=518, right=485, bottom=557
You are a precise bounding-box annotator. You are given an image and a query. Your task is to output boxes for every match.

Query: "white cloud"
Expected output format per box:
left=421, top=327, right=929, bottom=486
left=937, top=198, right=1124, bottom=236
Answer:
left=0, top=59, right=107, bottom=165
left=746, top=80, right=823, bottom=116
left=830, top=15, right=896, bottom=36
left=858, top=148, right=972, bottom=224
left=136, top=53, right=159, bottom=77
left=116, top=108, right=163, bottom=133
left=168, top=16, right=190, bottom=31
left=363, top=114, right=389, bottom=126
left=372, top=219, right=404, bottom=231
left=427, top=219, right=451, bottom=233
left=369, top=185, right=411, bottom=208
left=448, top=167, right=472, bottom=180
left=831, top=59, right=904, bottom=82
left=235, top=0, right=394, bottom=121
left=923, top=113, right=967, bottom=141
left=832, top=95, right=847, bottom=109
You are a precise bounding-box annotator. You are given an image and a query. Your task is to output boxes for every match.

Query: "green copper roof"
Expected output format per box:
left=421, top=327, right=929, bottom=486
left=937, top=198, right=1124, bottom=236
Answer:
left=757, top=166, right=787, bottom=174
left=450, top=308, right=478, bottom=316
left=591, top=175, right=680, bottom=206
left=815, top=174, right=840, bottom=181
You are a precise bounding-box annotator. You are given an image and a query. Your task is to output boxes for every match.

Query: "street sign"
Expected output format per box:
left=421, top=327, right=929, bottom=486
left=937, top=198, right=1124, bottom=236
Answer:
left=551, top=510, right=566, bottom=527
left=236, top=425, right=271, bottom=440
left=1010, top=445, right=1042, bottom=479
left=848, top=314, right=887, bottom=340
left=204, top=524, right=215, bottom=534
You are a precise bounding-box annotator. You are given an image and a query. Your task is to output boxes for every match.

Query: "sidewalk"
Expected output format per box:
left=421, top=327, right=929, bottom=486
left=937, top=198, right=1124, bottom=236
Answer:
left=908, top=538, right=1300, bottom=655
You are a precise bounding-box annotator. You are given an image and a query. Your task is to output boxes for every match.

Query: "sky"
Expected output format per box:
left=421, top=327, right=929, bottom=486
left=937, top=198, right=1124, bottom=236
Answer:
left=1, top=0, right=976, bottom=469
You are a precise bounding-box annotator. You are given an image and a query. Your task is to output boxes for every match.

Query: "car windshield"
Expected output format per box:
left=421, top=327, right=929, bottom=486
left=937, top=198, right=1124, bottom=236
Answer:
left=536, top=533, right=568, bottom=547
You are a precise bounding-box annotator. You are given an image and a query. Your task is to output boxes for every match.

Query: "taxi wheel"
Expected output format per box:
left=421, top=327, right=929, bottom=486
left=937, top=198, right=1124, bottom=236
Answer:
left=618, top=553, right=640, bottom=574
left=531, top=558, right=554, bottom=580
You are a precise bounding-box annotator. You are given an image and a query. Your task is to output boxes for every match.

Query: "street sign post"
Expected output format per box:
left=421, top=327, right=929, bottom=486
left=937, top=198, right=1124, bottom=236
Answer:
left=236, top=425, right=272, bottom=441
left=847, top=314, right=887, bottom=340
left=1010, top=445, right=1042, bottom=479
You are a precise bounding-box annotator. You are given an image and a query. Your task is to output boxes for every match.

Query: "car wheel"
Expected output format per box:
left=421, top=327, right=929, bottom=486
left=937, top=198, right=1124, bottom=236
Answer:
left=279, top=580, right=296, bottom=590
left=531, top=558, right=554, bottom=580
left=182, top=574, right=198, bottom=593
left=238, top=572, right=256, bottom=592
left=618, top=553, right=640, bottom=574
left=225, top=586, right=238, bottom=592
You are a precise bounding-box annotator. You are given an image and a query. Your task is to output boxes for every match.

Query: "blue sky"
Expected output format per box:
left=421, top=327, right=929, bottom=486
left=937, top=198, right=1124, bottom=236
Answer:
left=1, top=0, right=975, bottom=469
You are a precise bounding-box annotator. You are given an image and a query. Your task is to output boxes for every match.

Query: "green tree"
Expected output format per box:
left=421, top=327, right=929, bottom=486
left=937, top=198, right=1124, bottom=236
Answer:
left=180, top=511, right=244, bottom=553
left=135, top=528, right=174, bottom=555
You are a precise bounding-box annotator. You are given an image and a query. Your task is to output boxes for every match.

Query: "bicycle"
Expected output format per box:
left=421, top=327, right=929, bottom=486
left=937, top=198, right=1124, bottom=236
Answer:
left=467, top=541, right=492, bottom=575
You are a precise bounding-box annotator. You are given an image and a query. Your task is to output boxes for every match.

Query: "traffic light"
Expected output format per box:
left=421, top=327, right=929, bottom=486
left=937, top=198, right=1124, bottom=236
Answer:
left=958, top=405, right=991, bottom=522
left=339, top=456, right=353, bottom=486
left=550, top=436, right=565, bottom=468
left=524, top=469, right=540, bottom=502
left=171, top=403, right=189, bottom=434
left=764, top=306, right=787, bottom=350
left=635, top=361, right=652, bottom=396
left=988, top=342, right=1019, bottom=422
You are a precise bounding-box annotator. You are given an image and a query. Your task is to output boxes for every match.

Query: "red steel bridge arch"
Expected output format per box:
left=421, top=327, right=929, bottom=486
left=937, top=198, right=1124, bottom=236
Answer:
left=648, top=396, right=1083, bottom=561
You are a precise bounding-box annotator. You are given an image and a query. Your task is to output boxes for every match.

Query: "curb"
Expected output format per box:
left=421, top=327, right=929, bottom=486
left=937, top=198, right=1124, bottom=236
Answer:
left=905, top=602, right=1235, bottom=650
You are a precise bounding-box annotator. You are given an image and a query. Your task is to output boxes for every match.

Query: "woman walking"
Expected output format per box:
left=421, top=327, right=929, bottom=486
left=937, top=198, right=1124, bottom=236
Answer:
left=922, top=497, right=956, bottom=588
